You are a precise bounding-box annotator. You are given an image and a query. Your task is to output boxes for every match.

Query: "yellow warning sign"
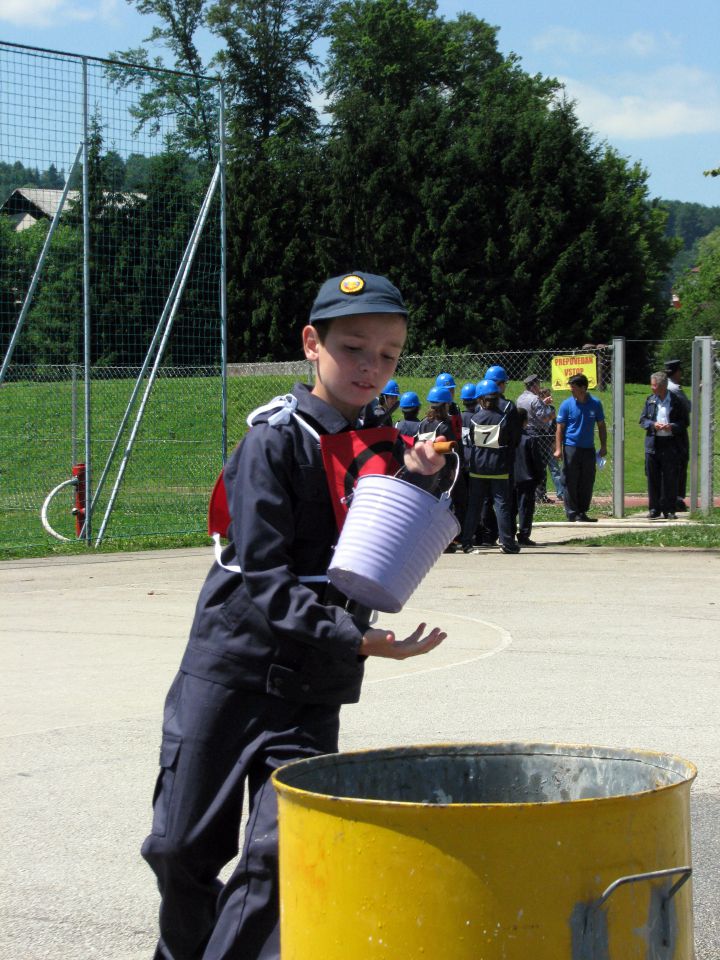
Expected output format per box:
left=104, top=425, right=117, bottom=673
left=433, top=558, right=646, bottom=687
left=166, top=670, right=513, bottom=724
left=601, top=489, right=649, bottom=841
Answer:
left=551, top=354, right=597, bottom=390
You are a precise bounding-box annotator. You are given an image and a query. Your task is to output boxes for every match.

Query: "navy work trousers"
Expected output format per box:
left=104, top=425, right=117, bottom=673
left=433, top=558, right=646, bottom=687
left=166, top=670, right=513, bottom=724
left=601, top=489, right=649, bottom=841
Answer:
left=562, top=446, right=596, bottom=520
left=646, top=442, right=681, bottom=516
left=463, top=476, right=514, bottom=549
left=514, top=480, right=537, bottom=539
left=141, top=672, right=340, bottom=960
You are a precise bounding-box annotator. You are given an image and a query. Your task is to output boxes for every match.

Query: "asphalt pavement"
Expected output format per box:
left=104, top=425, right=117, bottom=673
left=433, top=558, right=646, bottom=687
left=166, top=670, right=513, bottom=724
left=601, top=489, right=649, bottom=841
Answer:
left=1, top=524, right=718, bottom=959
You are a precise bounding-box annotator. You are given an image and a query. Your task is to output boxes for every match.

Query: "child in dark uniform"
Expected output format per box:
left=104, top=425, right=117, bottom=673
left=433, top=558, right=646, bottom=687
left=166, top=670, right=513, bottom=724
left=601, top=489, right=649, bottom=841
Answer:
left=141, top=273, right=447, bottom=960
left=417, top=384, right=463, bottom=550
left=462, top=378, right=519, bottom=555
left=513, top=407, right=545, bottom=546
left=372, top=378, right=401, bottom=426
left=395, top=390, right=422, bottom=439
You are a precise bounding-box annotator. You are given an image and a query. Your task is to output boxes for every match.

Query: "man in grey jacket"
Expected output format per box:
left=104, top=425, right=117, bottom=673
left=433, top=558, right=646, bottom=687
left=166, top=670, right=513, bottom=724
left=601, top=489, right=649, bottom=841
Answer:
left=516, top=373, right=565, bottom=503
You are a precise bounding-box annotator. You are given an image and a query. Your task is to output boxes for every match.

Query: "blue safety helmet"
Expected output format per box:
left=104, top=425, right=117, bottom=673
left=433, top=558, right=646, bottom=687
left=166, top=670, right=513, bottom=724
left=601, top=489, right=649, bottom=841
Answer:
left=426, top=385, right=453, bottom=405
left=399, top=391, right=420, bottom=410
left=381, top=379, right=400, bottom=397
left=484, top=365, right=508, bottom=384
left=460, top=382, right=477, bottom=401
left=475, top=378, right=499, bottom=398
left=435, top=372, right=456, bottom=389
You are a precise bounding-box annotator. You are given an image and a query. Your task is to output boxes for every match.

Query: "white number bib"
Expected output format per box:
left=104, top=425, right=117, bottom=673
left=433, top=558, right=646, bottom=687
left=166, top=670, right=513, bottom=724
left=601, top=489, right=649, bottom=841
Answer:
left=473, top=422, right=502, bottom=448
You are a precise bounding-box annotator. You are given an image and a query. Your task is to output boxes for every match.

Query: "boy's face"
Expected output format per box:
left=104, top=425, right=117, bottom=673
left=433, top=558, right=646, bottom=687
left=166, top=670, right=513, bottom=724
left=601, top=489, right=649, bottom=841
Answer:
left=303, top=313, right=406, bottom=422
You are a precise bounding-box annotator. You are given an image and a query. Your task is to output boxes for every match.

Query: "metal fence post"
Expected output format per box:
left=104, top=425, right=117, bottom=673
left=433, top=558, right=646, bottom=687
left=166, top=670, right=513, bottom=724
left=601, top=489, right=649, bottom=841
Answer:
left=611, top=337, right=625, bottom=518
left=82, top=57, right=92, bottom=544
left=71, top=363, right=79, bottom=467
left=690, top=338, right=701, bottom=512
left=699, top=336, right=714, bottom=515
left=219, top=82, right=228, bottom=465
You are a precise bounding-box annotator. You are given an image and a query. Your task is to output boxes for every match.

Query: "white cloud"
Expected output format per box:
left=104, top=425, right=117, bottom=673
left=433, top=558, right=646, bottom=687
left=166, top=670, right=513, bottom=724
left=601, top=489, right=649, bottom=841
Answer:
left=0, top=0, right=117, bottom=27
left=560, top=66, right=720, bottom=140
left=533, top=26, right=682, bottom=61
left=533, top=26, right=591, bottom=56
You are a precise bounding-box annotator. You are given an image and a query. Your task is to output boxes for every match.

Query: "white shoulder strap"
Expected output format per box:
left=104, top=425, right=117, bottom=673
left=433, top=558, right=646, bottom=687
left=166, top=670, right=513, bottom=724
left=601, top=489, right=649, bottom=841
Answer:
left=216, top=392, right=325, bottom=581
left=212, top=533, right=327, bottom=582
left=417, top=426, right=439, bottom=443
left=246, top=393, right=321, bottom=442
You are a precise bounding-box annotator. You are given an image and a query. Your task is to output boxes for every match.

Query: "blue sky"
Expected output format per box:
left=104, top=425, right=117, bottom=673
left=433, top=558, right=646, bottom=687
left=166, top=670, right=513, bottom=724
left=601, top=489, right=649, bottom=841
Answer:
left=1, top=0, right=719, bottom=206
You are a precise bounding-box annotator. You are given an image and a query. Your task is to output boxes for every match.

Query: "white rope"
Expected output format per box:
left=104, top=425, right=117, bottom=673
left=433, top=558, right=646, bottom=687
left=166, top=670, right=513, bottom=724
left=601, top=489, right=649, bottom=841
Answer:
left=41, top=477, right=77, bottom=542
left=212, top=532, right=327, bottom=582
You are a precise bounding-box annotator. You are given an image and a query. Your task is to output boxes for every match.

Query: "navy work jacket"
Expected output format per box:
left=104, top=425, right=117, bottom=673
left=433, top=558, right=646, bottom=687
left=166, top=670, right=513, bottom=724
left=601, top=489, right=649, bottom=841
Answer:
left=180, top=384, right=387, bottom=705
left=639, top=390, right=689, bottom=455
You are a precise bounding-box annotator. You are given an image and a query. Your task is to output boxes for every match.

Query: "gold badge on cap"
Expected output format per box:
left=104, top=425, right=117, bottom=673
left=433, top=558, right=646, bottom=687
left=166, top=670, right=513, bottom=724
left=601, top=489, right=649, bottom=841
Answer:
left=339, top=275, right=365, bottom=295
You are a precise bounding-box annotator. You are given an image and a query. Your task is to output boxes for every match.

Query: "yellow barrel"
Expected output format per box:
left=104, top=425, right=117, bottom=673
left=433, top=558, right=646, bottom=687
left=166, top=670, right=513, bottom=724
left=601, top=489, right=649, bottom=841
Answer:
left=273, top=742, right=696, bottom=959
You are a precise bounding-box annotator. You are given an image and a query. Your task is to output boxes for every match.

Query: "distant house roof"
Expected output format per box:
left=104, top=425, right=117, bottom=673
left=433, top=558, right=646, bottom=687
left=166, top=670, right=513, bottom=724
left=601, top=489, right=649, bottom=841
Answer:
left=0, top=187, right=146, bottom=231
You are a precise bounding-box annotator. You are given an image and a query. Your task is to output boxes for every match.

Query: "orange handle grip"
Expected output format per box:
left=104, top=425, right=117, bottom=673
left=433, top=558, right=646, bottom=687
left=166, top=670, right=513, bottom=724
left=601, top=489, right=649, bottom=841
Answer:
left=432, top=440, right=457, bottom=453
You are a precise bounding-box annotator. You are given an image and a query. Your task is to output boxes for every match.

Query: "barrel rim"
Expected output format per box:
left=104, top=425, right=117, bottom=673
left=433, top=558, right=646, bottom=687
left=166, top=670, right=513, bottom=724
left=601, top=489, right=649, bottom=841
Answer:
left=272, top=740, right=697, bottom=809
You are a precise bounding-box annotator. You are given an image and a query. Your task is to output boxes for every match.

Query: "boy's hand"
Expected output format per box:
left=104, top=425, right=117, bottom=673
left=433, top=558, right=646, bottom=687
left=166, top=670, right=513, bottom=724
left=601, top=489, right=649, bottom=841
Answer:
left=360, top=623, right=446, bottom=659
left=403, top=440, right=446, bottom=475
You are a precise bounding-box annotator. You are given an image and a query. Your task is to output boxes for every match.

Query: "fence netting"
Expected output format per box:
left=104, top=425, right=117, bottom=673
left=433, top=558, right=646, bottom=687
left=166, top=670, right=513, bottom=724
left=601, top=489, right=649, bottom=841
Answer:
left=3, top=44, right=714, bottom=554
left=2, top=345, right=615, bottom=549
left=713, top=341, right=719, bottom=500
left=0, top=42, right=225, bottom=546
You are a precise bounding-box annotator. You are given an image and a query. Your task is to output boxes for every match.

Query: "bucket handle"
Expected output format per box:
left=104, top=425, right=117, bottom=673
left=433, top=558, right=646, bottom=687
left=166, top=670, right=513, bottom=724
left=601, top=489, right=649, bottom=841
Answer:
left=397, top=449, right=461, bottom=502
left=587, top=866, right=691, bottom=949
left=341, top=451, right=461, bottom=506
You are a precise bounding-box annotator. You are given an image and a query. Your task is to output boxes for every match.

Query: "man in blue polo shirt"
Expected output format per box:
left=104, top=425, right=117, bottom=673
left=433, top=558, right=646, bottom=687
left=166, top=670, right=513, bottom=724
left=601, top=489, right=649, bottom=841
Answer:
left=553, top=373, right=607, bottom=522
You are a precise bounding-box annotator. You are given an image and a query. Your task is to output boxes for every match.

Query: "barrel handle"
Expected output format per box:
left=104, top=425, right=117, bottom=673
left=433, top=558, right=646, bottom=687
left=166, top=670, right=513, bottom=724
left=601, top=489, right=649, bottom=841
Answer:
left=591, top=866, right=691, bottom=947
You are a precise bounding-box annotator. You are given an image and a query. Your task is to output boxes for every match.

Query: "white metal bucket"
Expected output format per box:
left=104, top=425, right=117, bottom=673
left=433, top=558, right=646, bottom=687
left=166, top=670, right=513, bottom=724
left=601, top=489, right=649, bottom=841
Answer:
left=327, top=472, right=460, bottom=613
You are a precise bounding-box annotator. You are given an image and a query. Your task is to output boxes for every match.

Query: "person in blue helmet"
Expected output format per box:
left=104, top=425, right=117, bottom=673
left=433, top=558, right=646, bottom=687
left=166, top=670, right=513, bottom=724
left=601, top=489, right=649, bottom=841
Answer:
left=484, top=365, right=521, bottom=444
left=417, top=385, right=457, bottom=445
left=372, top=378, right=401, bottom=427
left=475, top=366, right=521, bottom=545
left=395, top=390, right=422, bottom=438
left=459, top=382, right=478, bottom=461
left=457, top=383, right=478, bottom=519
left=418, top=384, right=463, bottom=550
left=435, top=372, right=463, bottom=442
left=434, top=373, right=468, bottom=538
left=141, top=272, right=447, bottom=960
left=462, top=378, right=520, bottom=554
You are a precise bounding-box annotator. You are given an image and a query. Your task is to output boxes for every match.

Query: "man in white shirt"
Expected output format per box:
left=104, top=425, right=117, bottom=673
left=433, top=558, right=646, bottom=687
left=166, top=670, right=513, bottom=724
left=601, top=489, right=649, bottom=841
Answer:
left=664, top=359, right=691, bottom=511
left=639, top=371, right=689, bottom=520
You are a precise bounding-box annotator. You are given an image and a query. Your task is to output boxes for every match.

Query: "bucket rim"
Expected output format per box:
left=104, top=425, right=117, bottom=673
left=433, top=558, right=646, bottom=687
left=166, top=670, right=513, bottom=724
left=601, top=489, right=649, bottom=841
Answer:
left=272, top=740, right=698, bottom=809
left=350, top=471, right=451, bottom=504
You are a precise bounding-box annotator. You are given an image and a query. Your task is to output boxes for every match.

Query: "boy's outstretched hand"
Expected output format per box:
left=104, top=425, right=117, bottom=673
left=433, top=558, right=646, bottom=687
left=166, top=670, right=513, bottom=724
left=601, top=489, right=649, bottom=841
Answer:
left=360, top=623, right=446, bottom=660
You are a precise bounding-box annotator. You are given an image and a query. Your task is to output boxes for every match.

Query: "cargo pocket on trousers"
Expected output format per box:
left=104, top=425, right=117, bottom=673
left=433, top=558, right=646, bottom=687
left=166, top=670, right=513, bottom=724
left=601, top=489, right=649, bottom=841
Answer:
left=150, top=734, right=181, bottom=838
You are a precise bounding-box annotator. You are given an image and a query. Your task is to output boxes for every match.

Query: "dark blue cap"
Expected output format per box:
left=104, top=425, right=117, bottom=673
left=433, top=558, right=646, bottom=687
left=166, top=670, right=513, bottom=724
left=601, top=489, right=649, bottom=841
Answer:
left=309, top=273, right=407, bottom=323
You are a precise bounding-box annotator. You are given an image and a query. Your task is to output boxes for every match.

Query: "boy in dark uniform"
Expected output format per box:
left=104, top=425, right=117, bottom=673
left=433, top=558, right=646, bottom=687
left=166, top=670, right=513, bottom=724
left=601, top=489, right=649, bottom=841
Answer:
left=462, top=378, right=519, bottom=554
left=372, top=378, right=401, bottom=426
left=395, top=390, right=422, bottom=438
left=141, top=273, right=447, bottom=960
left=513, top=408, right=545, bottom=546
